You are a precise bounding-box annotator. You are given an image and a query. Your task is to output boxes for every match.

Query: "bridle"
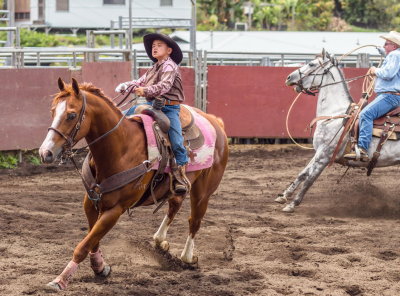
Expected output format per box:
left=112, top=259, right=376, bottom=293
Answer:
left=295, top=57, right=336, bottom=96
left=48, top=91, right=88, bottom=158
left=46, top=86, right=143, bottom=209
left=48, top=85, right=136, bottom=162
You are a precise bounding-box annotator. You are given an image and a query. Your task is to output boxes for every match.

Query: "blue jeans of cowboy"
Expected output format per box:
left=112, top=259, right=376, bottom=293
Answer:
left=358, top=93, right=400, bottom=150
left=124, top=102, right=189, bottom=166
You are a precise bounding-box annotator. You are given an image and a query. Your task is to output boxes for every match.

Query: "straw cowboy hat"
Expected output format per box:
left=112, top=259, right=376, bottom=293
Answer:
left=380, top=31, right=400, bottom=47
left=143, top=33, right=183, bottom=64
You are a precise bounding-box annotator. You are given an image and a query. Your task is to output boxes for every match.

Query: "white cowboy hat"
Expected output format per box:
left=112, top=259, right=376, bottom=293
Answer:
left=380, top=31, right=400, bottom=47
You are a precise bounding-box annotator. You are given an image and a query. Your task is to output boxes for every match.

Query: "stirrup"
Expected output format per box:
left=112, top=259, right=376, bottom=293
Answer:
left=171, top=165, right=190, bottom=195
left=173, top=183, right=188, bottom=195
left=343, top=146, right=369, bottom=162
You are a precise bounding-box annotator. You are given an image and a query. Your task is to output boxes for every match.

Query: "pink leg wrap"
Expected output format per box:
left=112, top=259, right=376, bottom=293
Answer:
left=53, top=260, right=78, bottom=290
left=89, top=249, right=106, bottom=274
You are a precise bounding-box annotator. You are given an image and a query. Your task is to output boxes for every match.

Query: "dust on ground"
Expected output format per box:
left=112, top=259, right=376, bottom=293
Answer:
left=1, top=145, right=400, bottom=296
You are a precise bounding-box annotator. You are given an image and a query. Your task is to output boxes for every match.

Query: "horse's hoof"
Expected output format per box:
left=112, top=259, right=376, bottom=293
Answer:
left=46, top=281, right=62, bottom=291
left=282, top=204, right=295, bottom=213
left=95, top=265, right=111, bottom=278
left=274, top=194, right=287, bottom=204
left=181, top=255, right=198, bottom=265
left=159, top=241, right=170, bottom=251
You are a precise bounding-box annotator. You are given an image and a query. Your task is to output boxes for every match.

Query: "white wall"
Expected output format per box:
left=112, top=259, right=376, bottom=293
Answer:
left=30, top=0, right=191, bottom=28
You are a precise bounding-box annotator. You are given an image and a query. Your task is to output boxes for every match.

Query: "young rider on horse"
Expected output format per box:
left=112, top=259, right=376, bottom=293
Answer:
left=115, top=33, right=189, bottom=195
left=344, top=31, right=400, bottom=161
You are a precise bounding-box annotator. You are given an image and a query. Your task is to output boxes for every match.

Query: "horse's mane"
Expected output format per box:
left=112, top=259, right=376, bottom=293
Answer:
left=53, top=83, right=122, bottom=114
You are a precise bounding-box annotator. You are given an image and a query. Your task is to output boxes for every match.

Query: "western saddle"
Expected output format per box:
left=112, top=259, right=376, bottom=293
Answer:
left=129, top=104, right=205, bottom=203
left=330, top=94, right=400, bottom=175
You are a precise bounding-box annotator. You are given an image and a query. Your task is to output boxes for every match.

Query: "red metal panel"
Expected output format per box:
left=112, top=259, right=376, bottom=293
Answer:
left=343, top=68, right=376, bottom=101
left=0, top=68, right=71, bottom=150
left=0, top=65, right=373, bottom=151
left=207, top=66, right=369, bottom=138
left=0, top=63, right=133, bottom=150
left=82, top=62, right=131, bottom=99
left=139, top=67, right=195, bottom=106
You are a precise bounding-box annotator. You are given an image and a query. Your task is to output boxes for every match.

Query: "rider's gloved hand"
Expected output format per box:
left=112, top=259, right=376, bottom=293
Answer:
left=115, top=82, right=129, bottom=93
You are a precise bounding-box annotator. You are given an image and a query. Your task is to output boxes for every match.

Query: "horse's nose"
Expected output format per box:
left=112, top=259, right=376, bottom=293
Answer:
left=287, top=75, right=291, bottom=81
left=40, top=150, right=54, bottom=163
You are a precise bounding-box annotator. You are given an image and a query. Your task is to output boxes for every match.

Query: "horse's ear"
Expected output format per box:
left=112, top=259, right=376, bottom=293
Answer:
left=57, top=77, right=65, bottom=91
left=326, top=51, right=331, bottom=59
left=331, top=56, right=338, bottom=66
left=321, top=48, right=326, bottom=58
left=71, top=78, right=80, bottom=96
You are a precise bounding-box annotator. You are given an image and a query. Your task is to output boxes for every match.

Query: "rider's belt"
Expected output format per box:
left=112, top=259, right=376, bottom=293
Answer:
left=164, top=99, right=180, bottom=106
left=381, top=91, right=400, bottom=96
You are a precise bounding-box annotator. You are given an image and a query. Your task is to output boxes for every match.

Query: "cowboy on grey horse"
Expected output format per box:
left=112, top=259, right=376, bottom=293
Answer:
left=344, top=31, right=400, bottom=161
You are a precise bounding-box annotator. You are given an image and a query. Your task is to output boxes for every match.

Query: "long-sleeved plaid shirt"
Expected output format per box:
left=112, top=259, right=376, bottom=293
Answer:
left=127, top=57, right=185, bottom=102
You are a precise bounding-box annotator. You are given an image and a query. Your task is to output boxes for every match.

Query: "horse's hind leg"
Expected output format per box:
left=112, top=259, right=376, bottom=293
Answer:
left=180, top=180, right=212, bottom=264
left=153, top=194, right=185, bottom=251
left=282, top=153, right=329, bottom=213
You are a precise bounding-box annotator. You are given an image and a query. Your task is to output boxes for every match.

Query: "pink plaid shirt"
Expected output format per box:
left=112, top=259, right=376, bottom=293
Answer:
left=128, top=57, right=184, bottom=102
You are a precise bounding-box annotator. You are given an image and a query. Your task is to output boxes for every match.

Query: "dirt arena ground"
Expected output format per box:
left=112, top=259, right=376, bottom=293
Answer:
left=1, top=145, right=400, bottom=296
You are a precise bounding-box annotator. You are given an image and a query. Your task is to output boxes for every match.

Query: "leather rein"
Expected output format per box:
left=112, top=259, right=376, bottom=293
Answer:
left=295, top=58, right=371, bottom=165
left=48, top=86, right=157, bottom=210
left=295, top=58, right=369, bottom=96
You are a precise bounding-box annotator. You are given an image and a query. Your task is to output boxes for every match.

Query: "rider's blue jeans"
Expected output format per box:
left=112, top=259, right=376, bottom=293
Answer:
left=124, top=102, right=188, bottom=166
left=358, top=93, right=400, bottom=150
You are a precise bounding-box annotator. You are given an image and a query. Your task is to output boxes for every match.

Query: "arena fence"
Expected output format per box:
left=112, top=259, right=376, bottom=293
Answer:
left=0, top=61, right=371, bottom=151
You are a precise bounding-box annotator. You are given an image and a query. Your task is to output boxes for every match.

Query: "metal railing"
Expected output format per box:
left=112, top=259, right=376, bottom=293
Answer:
left=0, top=47, right=382, bottom=69
left=111, top=17, right=191, bottom=30
left=0, top=10, right=9, bottom=22
left=0, top=47, right=131, bottom=68
left=0, top=27, right=20, bottom=47
left=0, top=46, right=382, bottom=111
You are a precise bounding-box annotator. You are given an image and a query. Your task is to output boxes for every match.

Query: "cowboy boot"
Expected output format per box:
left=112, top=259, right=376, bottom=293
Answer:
left=343, top=145, right=369, bottom=162
left=172, top=164, right=189, bottom=195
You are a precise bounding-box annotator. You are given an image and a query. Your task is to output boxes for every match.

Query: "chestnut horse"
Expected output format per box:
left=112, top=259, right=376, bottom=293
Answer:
left=39, top=78, right=228, bottom=291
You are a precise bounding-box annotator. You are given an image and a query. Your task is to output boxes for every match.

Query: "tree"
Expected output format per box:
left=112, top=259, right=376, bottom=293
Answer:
left=198, top=0, right=247, bottom=29
left=295, top=0, right=334, bottom=31
left=340, top=0, right=399, bottom=30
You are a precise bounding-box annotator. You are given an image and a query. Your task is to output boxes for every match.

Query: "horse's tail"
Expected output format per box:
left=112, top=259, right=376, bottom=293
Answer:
left=215, top=117, right=225, bottom=130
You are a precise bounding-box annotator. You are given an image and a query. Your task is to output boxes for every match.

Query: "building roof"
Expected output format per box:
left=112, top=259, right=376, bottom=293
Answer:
left=165, top=31, right=386, bottom=55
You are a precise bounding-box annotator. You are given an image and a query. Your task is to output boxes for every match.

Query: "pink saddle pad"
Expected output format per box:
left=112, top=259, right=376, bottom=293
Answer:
left=133, top=105, right=216, bottom=173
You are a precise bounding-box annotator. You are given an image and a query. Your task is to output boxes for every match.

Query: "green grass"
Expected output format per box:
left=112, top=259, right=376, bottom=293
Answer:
left=27, top=154, right=41, bottom=166
left=0, top=152, right=18, bottom=169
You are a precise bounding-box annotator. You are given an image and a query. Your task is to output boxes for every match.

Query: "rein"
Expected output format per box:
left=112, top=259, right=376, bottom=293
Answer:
left=287, top=45, right=384, bottom=150
left=62, top=86, right=136, bottom=158
left=49, top=86, right=159, bottom=210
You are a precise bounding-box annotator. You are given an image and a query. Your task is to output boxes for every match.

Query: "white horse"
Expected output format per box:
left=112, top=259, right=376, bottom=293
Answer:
left=275, top=49, right=400, bottom=213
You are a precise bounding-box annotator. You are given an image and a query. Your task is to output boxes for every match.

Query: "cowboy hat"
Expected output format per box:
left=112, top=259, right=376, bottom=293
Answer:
left=143, top=33, right=183, bottom=64
left=380, top=31, right=400, bottom=47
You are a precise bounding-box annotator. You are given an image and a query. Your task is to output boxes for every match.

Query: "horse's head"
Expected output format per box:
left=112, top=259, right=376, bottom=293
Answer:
left=286, top=49, right=338, bottom=96
left=39, top=78, right=89, bottom=163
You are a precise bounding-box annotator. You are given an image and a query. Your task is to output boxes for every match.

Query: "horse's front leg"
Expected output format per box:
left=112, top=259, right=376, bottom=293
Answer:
left=275, top=154, right=318, bottom=204
left=282, top=151, right=330, bottom=213
left=47, top=202, right=124, bottom=291
left=81, top=195, right=112, bottom=278
left=153, top=194, right=185, bottom=251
